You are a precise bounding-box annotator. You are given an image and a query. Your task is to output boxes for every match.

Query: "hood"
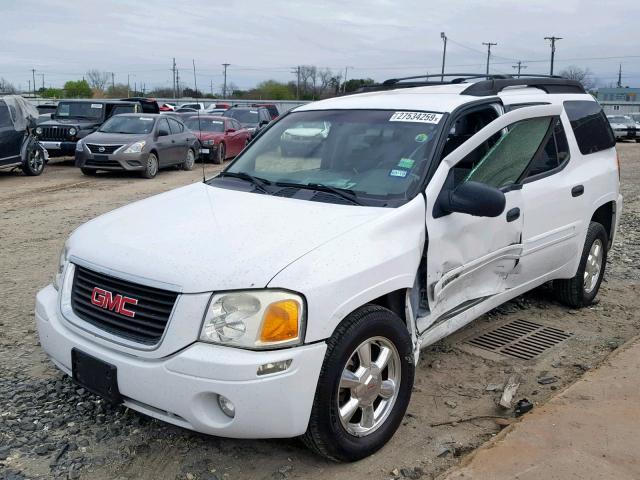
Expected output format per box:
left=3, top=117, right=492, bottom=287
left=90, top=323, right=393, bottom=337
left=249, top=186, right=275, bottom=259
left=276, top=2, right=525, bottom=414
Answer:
left=68, top=183, right=387, bottom=293
left=82, top=131, right=148, bottom=144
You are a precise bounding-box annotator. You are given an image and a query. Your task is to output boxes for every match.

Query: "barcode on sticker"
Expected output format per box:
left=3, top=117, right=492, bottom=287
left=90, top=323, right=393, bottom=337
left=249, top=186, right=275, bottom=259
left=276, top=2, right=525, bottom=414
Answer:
left=389, top=111, right=442, bottom=123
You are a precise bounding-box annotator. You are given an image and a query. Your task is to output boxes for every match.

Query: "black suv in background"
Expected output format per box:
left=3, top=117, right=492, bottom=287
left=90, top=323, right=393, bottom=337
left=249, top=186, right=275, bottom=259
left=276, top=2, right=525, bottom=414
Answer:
left=223, top=106, right=272, bottom=138
left=35, top=100, right=143, bottom=156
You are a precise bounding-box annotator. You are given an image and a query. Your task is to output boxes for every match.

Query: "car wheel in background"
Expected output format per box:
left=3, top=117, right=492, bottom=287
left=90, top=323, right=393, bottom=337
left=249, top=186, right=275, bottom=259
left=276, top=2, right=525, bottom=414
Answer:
left=80, top=167, right=97, bottom=176
left=182, top=148, right=195, bottom=170
left=302, top=305, right=414, bottom=462
left=21, top=144, right=45, bottom=176
left=215, top=143, right=225, bottom=165
left=141, top=153, right=159, bottom=179
left=554, top=221, right=608, bottom=308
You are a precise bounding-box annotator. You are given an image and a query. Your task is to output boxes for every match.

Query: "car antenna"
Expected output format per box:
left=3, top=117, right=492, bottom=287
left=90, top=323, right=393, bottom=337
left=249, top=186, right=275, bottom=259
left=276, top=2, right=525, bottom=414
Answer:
left=193, top=59, right=205, bottom=183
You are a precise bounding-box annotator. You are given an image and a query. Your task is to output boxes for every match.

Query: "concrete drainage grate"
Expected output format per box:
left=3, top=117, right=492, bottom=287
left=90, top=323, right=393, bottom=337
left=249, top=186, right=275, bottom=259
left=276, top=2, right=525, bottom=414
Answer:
left=467, top=319, right=572, bottom=360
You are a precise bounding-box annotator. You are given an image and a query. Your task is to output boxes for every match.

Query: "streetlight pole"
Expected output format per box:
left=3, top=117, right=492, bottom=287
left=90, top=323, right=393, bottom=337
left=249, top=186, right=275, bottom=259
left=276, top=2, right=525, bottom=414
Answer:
left=544, top=36, right=562, bottom=75
left=440, top=32, right=447, bottom=82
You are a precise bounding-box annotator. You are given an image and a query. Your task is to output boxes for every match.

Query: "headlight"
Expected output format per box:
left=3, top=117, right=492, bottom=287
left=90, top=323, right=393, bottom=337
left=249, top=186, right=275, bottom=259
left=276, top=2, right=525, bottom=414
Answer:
left=203, top=139, right=215, bottom=146
left=75, top=139, right=84, bottom=152
left=53, top=243, right=69, bottom=291
left=69, top=127, right=77, bottom=136
left=124, top=141, right=146, bottom=153
left=35, top=126, right=42, bottom=135
left=200, top=290, right=305, bottom=349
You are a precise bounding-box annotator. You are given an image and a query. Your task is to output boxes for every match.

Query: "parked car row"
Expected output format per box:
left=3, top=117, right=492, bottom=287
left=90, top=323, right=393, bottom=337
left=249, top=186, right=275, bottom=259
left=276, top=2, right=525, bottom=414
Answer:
left=607, top=114, right=640, bottom=142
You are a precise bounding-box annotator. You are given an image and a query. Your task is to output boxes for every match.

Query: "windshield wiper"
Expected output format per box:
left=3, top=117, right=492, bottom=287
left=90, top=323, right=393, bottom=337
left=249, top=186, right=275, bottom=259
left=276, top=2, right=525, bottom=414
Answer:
left=216, top=171, right=272, bottom=193
left=274, top=181, right=363, bottom=206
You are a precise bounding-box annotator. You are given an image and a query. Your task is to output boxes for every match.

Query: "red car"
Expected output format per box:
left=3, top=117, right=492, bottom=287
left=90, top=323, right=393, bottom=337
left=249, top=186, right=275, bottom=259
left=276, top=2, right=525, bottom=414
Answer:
left=183, top=115, right=251, bottom=164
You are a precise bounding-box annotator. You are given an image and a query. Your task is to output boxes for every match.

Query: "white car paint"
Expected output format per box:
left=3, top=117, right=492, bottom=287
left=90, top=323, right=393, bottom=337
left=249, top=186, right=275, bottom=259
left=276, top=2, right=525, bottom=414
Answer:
left=36, top=82, right=621, bottom=441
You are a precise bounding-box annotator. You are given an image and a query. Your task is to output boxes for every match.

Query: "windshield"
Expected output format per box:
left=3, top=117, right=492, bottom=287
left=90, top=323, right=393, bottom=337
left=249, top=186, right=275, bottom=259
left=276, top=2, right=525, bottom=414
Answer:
left=224, top=109, right=258, bottom=124
left=184, top=118, right=224, bottom=132
left=215, top=109, right=443, bottom=206
left=56, top=102, right=104, bottom=120
left=99, top=116, right=155, bottom=134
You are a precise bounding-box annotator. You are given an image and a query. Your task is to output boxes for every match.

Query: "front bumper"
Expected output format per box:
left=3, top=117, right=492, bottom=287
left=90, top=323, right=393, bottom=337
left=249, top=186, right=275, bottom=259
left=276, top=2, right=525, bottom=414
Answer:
left=40, top=140, right=77, bottom=156
left=35, top=284, right=326, bottom=438
left=75, top=149, right=149, bottom=171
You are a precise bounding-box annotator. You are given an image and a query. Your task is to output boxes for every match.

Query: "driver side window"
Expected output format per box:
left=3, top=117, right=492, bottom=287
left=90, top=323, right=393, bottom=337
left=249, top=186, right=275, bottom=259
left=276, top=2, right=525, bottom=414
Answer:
left=462, top=116, right=553, bottom=189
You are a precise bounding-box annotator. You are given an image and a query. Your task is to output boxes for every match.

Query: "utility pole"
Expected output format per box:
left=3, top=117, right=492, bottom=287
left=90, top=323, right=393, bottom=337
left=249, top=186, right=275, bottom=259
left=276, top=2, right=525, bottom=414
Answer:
left=222, top=63, right=230, bottom=98
left=342, top=66, right=353, bottom=93
left=176, top=69, right=180, bottom=98
left=37, top=73, right=45, bottom=92
left=28, top=80, right=31, bottom=97
left=440, top=32, right=447, bottom=82
left=210, top=79, right=213, bottom=96
left=482, top=42, right=497, bottom=76
left=512, top=61, right=527, bottom=78
left=172, top=58, right=177, bottom=101
left=617, top=64, right=622, bottom=88
left=291, top=66, right=300, bottom=99
left=32, top=69, right=36, bottom=97
left=544, top=36, right=562, bottom=75
left=111, top=72, right=115, bottom=90
left=134, top=82, right=137, bottom=95
left=127, top=74, right=130, bottom=97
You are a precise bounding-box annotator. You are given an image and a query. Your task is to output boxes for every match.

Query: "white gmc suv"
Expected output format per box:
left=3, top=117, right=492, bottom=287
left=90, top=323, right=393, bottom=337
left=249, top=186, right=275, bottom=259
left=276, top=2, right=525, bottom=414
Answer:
left=36, top=75, right=621, bottom=462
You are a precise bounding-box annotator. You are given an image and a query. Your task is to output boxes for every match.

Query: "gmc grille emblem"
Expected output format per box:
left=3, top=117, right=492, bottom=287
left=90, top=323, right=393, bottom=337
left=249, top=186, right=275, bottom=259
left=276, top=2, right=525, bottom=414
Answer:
left=98, top=146, right=105, bottom=152
left=90, top=287, right=138, bottom=317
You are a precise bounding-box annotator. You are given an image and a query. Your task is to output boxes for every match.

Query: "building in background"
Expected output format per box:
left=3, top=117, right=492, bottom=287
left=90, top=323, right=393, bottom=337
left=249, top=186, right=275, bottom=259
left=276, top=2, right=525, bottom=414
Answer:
left=596, top=87, right=640, bottom=114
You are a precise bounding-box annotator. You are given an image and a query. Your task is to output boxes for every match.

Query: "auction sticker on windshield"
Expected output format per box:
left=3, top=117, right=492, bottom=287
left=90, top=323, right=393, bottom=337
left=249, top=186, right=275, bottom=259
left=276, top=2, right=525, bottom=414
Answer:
left=389, top=111, right=442, bottom=123
left=91, top=104, right=103, bottom=109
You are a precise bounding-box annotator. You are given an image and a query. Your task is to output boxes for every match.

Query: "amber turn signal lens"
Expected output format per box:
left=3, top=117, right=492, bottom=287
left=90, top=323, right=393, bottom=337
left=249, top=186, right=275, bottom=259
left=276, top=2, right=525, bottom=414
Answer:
left=260, top=300, right=300, bottom=343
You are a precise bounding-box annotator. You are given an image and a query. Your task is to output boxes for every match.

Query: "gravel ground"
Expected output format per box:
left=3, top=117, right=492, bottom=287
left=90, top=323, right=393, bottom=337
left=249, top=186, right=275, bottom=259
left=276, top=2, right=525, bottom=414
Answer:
left=1, top=144, right=639, bottom=480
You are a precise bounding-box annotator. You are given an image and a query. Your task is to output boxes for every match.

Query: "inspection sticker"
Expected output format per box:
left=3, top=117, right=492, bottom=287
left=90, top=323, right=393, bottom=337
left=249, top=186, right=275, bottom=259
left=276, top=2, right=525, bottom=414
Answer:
left=389, top=169, right=408, bottom=178
left=389, top=111, right=442, bottom=123
left=398, top=158, right=415, bottom=169
left=415, top=133, right=429, bottom=143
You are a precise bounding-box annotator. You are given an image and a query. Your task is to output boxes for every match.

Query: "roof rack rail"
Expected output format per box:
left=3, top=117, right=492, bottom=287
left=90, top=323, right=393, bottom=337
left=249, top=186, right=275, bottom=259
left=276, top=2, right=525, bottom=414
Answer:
left=354, top=73, right=585, bottom=96
left=461, top=77, right=585, bottom=96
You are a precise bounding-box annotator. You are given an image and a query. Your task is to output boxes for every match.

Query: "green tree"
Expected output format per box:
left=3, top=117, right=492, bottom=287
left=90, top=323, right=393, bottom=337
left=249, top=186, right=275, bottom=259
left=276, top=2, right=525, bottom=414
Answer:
left=64, top=80, right=92, bottom=98
left=255, top=80, right=295, bottom=100
left=41, top=88, right=65, bottom=98
left=344, top=78, right=375, bottom=93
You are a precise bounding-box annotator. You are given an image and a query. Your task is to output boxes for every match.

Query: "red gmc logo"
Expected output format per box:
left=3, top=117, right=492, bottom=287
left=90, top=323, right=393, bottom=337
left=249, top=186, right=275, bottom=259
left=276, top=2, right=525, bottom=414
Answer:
left=91, top=287, right=138, bottom=318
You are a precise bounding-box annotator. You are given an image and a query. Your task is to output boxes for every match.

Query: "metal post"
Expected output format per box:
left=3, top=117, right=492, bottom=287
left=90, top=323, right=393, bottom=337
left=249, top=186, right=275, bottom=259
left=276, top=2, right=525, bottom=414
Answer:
left=544, top=36, right=562, bottom=75
left=512, top=61, right=527, bottom=78
left=222, top=63, right=230, bottom=98
left=32, top=69, right=36, bottom=97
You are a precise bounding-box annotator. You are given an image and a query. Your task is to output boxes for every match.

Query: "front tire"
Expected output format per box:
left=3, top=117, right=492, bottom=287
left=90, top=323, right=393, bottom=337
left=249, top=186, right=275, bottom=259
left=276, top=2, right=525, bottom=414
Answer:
left=21, top=144, right=45, bottom=176
left=141, top=153, right=159, bottom=179
left=302, top=305, right=414, bottom=462
left=80, top=167, right=97, bottom=176
left=554, top=221, right=608, bottom=308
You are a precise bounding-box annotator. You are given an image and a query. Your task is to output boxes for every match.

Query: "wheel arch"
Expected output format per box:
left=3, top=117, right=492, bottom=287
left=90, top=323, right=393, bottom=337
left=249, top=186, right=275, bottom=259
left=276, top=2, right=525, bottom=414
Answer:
left=590, top=200, right=616, bottom=249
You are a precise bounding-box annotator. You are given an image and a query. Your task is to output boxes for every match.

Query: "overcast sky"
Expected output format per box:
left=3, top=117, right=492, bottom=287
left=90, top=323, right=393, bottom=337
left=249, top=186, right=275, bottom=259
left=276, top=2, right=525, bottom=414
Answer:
left=2, top=0, right=639, bottom=93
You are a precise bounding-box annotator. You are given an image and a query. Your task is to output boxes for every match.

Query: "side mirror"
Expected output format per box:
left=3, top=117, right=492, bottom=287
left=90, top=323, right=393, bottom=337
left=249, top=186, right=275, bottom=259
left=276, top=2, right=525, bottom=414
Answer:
left=49, top=113, right=54, bottom=119
left=225, top=128, right=236, bottom=133
left=438, top=181, right=506, bottom=217
left=157, top=129, right=169, bottom=137
left=260, top=120, right=269, bottom=126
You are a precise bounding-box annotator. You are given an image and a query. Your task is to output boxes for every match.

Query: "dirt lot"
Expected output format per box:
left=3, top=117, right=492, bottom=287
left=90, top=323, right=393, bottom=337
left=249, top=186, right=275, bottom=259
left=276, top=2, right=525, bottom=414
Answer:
left=1, top=146, right=639, bottom=480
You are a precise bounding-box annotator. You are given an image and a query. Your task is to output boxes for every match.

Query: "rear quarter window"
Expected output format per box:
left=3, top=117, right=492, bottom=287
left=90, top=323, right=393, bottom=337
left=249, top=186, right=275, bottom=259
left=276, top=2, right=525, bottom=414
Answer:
left=563, top=100, right=615, bottom=155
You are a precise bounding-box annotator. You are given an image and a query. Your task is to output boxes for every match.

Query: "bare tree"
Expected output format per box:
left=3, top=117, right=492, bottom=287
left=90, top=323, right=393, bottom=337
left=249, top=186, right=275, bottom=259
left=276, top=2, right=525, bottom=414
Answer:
left=0, top=77, right=17, bottom=94
left=316, top=68, right=335, bottom=98
left=86, top=70, right=110, bottom=92
left=559, top=65, right=595, bottom=90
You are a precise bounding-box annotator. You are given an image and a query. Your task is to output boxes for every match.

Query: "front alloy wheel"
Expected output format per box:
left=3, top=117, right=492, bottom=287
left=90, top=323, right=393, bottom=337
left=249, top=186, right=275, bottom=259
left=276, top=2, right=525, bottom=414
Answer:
left=141, top=153, right=159, bottom=179
left=182, top=148, right=195, bottom=170
left=22, top=145, right=45, bottom=176
left=303, top=305, right=414, bottom=462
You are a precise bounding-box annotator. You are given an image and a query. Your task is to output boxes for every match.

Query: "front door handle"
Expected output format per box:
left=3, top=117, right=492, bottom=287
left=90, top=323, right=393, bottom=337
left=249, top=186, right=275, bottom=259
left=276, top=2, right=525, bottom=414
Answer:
left=572, top=185, right=584, bottom=197
left=506, top=207, right=520, bottom=222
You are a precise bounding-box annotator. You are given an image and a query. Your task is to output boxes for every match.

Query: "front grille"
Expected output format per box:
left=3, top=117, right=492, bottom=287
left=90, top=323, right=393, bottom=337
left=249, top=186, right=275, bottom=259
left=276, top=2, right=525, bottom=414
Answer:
left=71, top=265, right=179, bottom=345
left=86, top=144, right=123, bottom=154
left=85, top=159, right=122, bottom=168
left=40, top=126, right=72, bottom=141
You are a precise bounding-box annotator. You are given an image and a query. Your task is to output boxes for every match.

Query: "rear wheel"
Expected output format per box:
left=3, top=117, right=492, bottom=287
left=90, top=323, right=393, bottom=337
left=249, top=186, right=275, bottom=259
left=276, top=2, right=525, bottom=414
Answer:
left=302, top=305, right=414, bottom=462
left=21, top=144, right=45, bottom=176
left=141, top=153, right=159, bottom=179
left=182, top=148, right=195, bottom=170
left=554, top=221, right=608, bottom=308
left=80, top=167, right=97, bottom=176
left=214, top=143, right=225, bottom=165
